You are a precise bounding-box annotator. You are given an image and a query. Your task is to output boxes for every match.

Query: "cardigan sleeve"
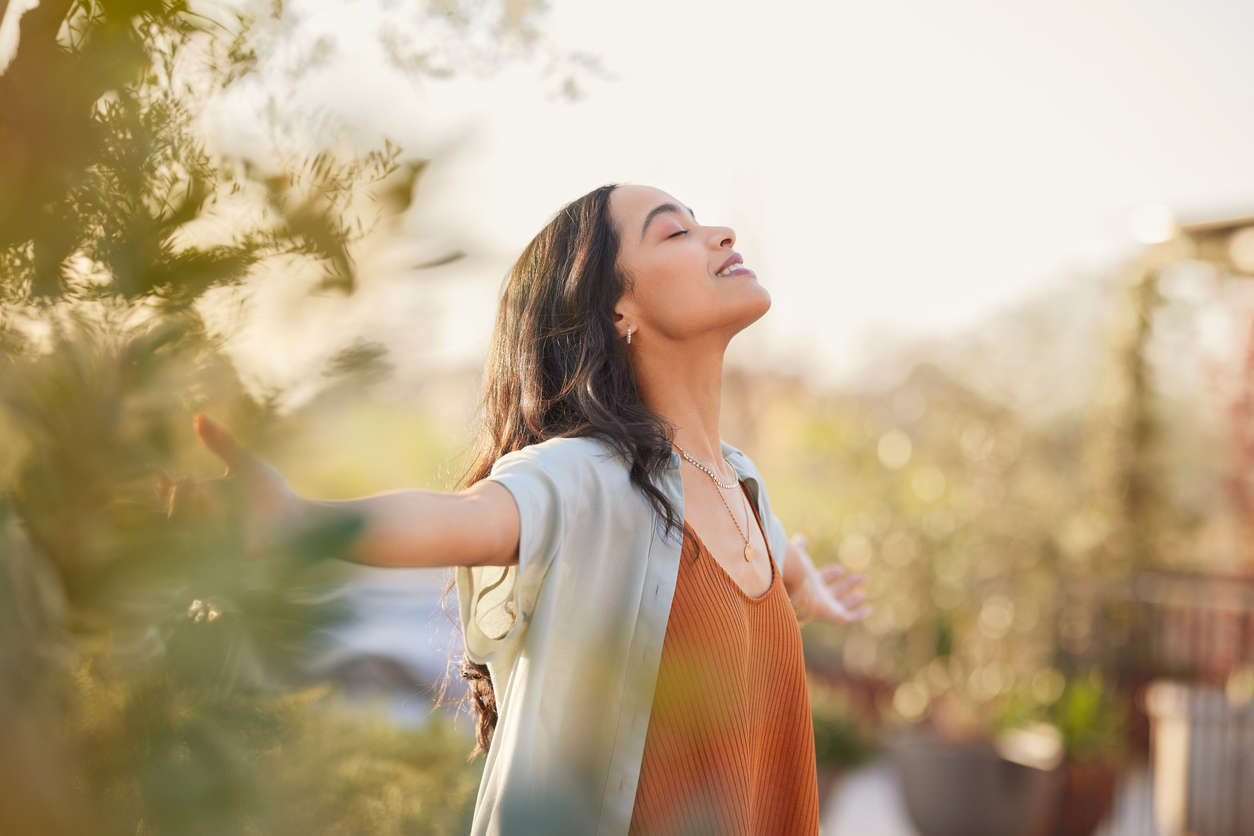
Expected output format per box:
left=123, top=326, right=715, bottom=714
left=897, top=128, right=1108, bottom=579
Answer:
left=455, top=438, right=589, bottom=666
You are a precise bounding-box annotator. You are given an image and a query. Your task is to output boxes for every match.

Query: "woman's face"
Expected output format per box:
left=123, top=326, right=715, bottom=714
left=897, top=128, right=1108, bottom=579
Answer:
left=608, top=184, right=770, bottom=347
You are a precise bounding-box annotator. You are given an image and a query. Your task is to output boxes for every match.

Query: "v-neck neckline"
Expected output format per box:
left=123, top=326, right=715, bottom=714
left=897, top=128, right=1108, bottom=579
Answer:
left=683, top=482, right=777, bottom=602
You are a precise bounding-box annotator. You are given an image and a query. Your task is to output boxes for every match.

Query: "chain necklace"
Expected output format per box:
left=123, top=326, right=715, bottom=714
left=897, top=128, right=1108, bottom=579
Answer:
left=673, top=442, right=738, bottom=487
left=673, top=441, right=756, bottom=562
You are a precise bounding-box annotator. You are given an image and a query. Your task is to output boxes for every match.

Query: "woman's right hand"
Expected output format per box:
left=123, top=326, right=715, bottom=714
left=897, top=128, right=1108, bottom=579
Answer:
left=164, top=413, right=305, bottom=558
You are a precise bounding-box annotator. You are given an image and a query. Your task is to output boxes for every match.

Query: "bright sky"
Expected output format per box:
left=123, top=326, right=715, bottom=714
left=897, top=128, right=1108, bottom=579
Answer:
left=436, top=0, right=1254, bottom=388
left=6, top=0, right=1254, bottom=398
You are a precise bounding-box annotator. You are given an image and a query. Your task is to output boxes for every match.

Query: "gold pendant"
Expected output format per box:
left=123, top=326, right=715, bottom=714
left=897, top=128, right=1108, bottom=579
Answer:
left=744, top=544, right=754, bottom=562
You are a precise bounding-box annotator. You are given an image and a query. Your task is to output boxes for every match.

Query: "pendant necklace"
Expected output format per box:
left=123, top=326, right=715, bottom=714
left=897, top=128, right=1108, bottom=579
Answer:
left=673, top=442, right=756, bottom=562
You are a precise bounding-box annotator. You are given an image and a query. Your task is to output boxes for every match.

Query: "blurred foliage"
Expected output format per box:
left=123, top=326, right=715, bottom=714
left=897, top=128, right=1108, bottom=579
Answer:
left=753, top=345, right=1172, bottom=745
left=0, top=0, right=564, bottom=832
left=0, top=0, right=429, bottom=308
left=746, top=363, right=1098, bottom=708
left=1047, top=671, right=1128, bottom=764
left=994, top=669, right=1128, bottom=765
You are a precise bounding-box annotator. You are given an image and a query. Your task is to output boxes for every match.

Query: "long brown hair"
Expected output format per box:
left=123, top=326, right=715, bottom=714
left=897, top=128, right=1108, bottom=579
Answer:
left=435, top=183, right=693, bottom=758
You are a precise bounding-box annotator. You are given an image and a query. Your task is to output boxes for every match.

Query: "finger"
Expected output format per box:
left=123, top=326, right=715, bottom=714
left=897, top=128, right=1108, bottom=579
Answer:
left=839, top=591, right=867, bottom=609
left=790, top=532, right=808, bottom=549
left=829, top=574, right=865, bottom=595
left=194, top=413, right=246, bottom=474
left=818, top=598, right=871, bottom=624
left=819, top=563, right=848, bottom=579
left=846, top=603, right=872, bottom=621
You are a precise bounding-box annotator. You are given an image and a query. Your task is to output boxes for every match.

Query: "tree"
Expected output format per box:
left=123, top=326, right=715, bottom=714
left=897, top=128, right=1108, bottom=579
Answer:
left=0, top=0, right=582, bottom=831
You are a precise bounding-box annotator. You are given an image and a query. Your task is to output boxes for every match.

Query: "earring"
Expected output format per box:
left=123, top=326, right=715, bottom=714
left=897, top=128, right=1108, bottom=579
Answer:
left=627, top=326, right=632, bottom=345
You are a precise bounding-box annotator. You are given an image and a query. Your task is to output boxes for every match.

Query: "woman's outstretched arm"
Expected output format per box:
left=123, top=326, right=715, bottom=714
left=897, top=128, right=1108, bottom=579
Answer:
left=297, top=480, right=521, bottom=569
left=188, top=413, right=520, bottom=570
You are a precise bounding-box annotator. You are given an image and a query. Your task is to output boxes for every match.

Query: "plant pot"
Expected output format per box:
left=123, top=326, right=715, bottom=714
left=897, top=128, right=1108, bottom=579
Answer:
left=889, top=729, right=1062, bottom=836
left=1046, top=758, right=1119, bottom=836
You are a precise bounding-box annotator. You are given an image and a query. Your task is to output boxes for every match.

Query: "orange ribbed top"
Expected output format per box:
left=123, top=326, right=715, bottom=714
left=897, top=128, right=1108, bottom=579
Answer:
left=628, top=483, right=820, bottom=835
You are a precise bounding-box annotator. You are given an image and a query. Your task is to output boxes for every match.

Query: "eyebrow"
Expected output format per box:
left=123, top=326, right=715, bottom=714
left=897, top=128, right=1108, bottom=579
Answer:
left=640, top=202, right=697, bottom=241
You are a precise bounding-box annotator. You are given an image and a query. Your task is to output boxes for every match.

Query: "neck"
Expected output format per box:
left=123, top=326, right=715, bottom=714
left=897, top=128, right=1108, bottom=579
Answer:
left=632, top=337, right=728, bottom=471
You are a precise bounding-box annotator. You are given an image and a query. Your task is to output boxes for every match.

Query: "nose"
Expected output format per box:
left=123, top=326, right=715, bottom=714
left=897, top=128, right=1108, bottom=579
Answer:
left=711, top=225, right=735, bottom=248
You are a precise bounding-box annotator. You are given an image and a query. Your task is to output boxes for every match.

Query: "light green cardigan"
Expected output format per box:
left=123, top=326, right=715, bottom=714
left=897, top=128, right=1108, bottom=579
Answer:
left=455, top=434, right=791, bottom=835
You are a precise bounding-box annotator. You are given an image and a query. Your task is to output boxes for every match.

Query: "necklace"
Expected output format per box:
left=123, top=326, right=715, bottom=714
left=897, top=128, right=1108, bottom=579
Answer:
left=673, top=442, right=738, bottom=488
left=673, top=441, right=756, bottom=562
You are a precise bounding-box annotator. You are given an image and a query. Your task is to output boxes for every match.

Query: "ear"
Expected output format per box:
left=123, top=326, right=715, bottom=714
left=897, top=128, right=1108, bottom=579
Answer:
left=611, top=299, right=635, bottom=341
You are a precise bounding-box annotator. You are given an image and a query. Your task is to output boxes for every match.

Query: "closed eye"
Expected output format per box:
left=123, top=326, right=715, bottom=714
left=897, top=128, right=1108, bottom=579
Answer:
left=668, top=229, right=688, bottom=238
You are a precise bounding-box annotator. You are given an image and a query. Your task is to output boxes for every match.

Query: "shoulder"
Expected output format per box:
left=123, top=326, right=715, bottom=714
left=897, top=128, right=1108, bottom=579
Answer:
left=490, top=434, right=625, bottom=480
left=486, top=435, right=632, bottom=529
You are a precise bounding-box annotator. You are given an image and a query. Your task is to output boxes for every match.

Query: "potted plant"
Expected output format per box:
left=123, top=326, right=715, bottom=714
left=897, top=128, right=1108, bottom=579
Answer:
left=1043, top=671, right=1128, bottom=836
left=890, top=686, right=1063, bottom=836
left=992, top=668, right=1129, bottom=836
left=888, top=664, right=1131, bottom=836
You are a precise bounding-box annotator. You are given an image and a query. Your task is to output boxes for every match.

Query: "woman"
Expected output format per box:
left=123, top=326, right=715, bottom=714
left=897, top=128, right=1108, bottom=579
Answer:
left=191, top=183, right=870, bottom=835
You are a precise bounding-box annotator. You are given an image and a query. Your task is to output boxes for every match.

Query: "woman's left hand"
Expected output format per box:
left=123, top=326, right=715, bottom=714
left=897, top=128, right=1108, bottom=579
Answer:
left=787, top=533, right=870, bottom=626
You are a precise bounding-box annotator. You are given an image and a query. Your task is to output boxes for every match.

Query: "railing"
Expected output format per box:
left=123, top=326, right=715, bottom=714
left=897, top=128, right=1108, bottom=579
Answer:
left=1122, top=568, right=1254, bottom=685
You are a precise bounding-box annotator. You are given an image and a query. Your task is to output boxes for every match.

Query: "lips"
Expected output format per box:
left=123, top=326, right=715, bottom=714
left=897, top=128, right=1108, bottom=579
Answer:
left=715, top=253, right=742, bottom=275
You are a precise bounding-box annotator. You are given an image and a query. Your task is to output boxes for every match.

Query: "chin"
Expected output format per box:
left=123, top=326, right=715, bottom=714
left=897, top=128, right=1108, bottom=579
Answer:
left=734, top=290, right=772, bottom=330
left=746, top=284, right=772, bottom=317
